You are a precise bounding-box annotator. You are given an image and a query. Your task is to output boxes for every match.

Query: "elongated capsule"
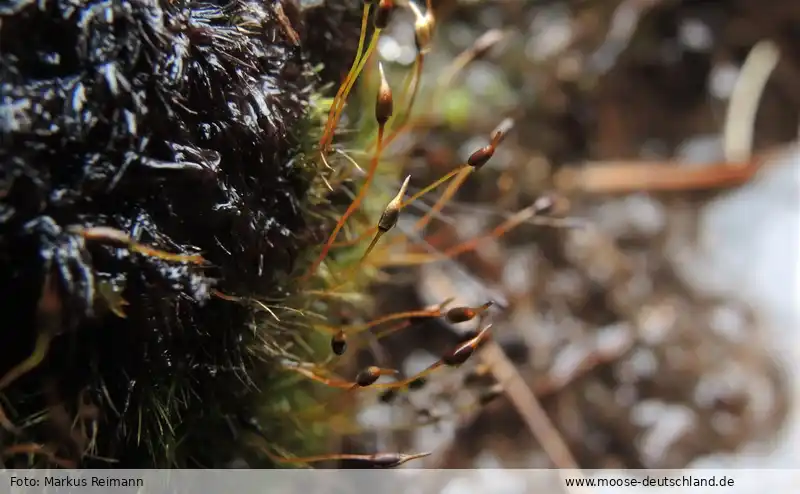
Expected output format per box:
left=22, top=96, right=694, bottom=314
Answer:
left=375, top=62, right=394, bottom=126
left=350, top=451, right=431, bottom=468
left=331, top=330, right=347, bottom=355
left=268, top=451, right=430, bottom=468
left=355, top=366, right=398, bottom=387
left=441, top=324, right=492, bottom=367
left=374, top=0, right=395, bottom=29
left=445, top=301, right=494, bottom=324
left=445, top=307, right=475, bottom=323
left=356, top=175, right=411, bottom=265
left=466, top=118, right=515, bottom=170
left=378, top=175, right=410, bottom=232
left=408, top=1, right=435, bottom=54
left=467, top=144, right=494, bottom=170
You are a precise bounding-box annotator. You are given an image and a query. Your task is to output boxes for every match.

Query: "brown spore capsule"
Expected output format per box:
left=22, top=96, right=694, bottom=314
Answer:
left=442, top=345, right=476, bottom=367
left=331, top=330, right=347, bottom=356
left=445, top=306, right=476, bottom=324
left=408, top=1, right=434, bottom=54
left=467, top=145, right=494, bottom=170
left=442, top=324, right=493, bottom=367
left=447, top=301, right=493, bottom=324
left=355, top=366, right=382, bottom=387
left=377, top=175, right=410, bottom=232
left=355, top=451, right=431, bottom=468
left=374, top=0, right=395, bottom=29
left=365, top=453, right=404, bottom=468
left=375, top=62, right=394, bottom=127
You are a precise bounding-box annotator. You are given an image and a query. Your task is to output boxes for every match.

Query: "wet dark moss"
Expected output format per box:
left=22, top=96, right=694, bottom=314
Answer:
left=0, top=0, right=361, bottom=467
left=302, top=0, right=367, bottom=86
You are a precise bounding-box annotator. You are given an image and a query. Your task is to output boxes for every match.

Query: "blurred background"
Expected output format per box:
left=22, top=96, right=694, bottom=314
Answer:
left=334, top=0, right=799, bottom=483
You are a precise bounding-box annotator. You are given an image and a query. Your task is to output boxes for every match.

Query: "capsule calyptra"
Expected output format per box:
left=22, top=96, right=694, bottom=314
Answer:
left=377, top=175, right=410, bottom=233
left=490, top=117, right=515, bottom=145
left=441, top=324, right=492, bottom=367
left=408, top=1, right=435, bottom=54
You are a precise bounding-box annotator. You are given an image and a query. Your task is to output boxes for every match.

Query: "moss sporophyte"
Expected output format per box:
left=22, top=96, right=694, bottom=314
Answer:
left=0, top=0, right=569, bottom=469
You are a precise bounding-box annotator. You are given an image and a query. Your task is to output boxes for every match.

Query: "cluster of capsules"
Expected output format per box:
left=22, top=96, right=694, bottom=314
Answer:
left=258, top=0, right=576, bottom=469
left=0, top=0, right=577, bottom=468
left=273, top=298, right=498, bottom=468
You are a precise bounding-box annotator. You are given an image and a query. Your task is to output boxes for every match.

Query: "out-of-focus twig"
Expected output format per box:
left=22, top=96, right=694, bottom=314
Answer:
left=425, top=333, right=633, bottom=464
left=480, top=341, right=581, bottom=470
left=554, top=144, right=797, bottom=195
left=554, top=157, right=762, bottom=194
left=723, top=40, right=781, bottom=164
left=422, top=336, right=626, bottom=493
left=588, top=0, right=664, bottom=76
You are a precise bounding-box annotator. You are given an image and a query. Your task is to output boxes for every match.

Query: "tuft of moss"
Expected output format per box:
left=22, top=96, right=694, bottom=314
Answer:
left=0, top=0, right=364, bottom=468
